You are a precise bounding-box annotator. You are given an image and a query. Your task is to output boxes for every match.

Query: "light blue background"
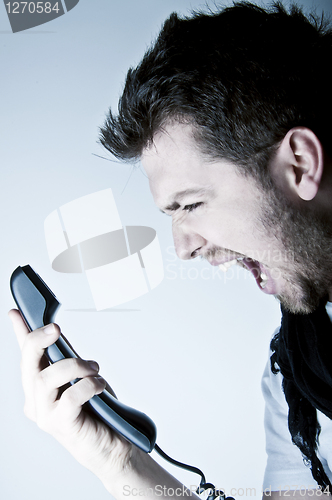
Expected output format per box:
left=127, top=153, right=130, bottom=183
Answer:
left=1, top=1, right=331, bottom=499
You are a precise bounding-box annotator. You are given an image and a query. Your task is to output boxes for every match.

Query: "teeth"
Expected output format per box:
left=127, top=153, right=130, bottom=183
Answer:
left=224, top=259, right=238, bottom=269
left=219, top=259, right=238, bottom=272
left=260, top=272, right=268, bottom=289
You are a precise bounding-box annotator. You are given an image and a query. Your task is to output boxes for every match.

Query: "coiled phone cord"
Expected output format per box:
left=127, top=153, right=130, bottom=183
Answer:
left=154, top=443, right=235, bottom=500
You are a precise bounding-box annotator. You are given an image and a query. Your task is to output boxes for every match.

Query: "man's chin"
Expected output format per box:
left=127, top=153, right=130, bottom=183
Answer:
left=275, top=292, right=321, bottom=315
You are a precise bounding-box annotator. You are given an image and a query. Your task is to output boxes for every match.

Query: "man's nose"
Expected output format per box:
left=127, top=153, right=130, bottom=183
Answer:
left=172, top=223, right=206, bottom=260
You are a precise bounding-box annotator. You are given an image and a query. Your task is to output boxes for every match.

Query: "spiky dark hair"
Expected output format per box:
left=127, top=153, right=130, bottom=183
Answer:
left=100, top=1, right=332, bottom=184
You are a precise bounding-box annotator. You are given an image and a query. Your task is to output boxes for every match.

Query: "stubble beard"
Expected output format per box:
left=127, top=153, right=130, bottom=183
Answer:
left=260, top=184, right=332, bottom=314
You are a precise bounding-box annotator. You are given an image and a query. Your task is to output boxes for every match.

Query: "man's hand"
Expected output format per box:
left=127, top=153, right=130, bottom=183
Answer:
left=9, top=309, right=133, bottom=489
left=9, top=308, right=196, bottom=499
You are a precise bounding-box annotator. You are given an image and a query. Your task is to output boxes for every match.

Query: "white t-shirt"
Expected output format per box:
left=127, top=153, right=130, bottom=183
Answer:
left=262, top=302, right=332, bottom=492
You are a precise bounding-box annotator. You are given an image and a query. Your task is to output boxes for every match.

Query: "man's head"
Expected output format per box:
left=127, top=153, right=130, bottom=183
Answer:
left=141, top=121, right=332, bottom=315
left=100, top=1, right=332, bottom=313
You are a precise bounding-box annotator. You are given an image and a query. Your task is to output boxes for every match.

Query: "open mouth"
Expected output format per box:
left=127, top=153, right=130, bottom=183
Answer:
left=218, top=257, right=275, bottom=294
left=240, top=258, right=268, bottom=289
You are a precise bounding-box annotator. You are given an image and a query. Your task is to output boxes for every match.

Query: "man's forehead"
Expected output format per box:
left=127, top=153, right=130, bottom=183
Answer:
left=142, top=122, right=201, bottom=162
left=140, top=122, right=246, bottom=208
left=142, top=153, right=210, bottom=199
left=142, top=155, right=216, bottom=211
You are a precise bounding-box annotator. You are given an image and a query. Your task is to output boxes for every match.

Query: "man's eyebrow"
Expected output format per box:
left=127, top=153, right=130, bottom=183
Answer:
left=161, top=188, right=209, bottom=212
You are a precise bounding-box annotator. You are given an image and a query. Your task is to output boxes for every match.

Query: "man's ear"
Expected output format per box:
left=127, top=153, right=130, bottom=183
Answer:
left=270, top=127, right=324, bottom=201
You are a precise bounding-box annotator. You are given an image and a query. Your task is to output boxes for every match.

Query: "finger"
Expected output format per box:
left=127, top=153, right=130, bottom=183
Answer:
left=20, top=325, right=60, bottom=415
left=18, top=325, right=61, bottom=414
left=9, top=309, right=30, bottom=350
left=59, top=376, right=106, bottom=423
left=20, top=323, right=61, bottom=377
left=36, top=358, right=100, bottom=406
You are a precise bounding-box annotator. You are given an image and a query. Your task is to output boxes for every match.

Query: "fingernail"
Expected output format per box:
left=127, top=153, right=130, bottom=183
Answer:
left=88, top=361, right=99, bottom=372
left=43, top=324, right=55, bottom=335
left=95, top=376, right=106, bottom=384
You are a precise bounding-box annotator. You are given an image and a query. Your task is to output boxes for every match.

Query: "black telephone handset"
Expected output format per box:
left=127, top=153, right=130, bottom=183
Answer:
left=10, top=265, right=157, bottom=453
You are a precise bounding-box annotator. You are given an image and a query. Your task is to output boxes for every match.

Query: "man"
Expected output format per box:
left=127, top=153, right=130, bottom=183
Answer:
left=9, top=1, right=332, bottom=498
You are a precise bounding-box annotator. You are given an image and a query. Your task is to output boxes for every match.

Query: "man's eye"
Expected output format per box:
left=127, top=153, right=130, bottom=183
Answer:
left=183, top=202, right=203, bottom=212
